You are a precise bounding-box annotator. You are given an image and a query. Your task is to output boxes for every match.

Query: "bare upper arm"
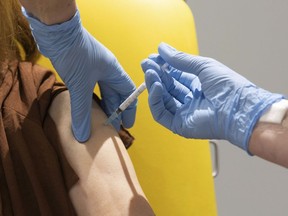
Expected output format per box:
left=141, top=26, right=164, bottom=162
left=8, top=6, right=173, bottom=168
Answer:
left=48, top=91, right=155, bottom=216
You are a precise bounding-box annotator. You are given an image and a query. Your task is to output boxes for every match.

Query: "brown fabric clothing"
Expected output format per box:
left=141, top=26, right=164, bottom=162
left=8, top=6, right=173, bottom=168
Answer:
left=0, top=61, right=77, bottom=216
left=0, top=61, right=135, bottom=215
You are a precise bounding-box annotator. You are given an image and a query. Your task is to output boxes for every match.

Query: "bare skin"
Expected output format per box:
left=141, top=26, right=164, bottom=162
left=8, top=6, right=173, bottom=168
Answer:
left=249, top=110, right=288, bottom=168
left=19, top=0, right=76, bottom=25
left=48, top=91, right=155, bottom=215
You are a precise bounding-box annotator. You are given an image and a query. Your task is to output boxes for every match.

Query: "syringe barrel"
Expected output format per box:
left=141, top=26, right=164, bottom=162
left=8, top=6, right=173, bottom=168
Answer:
left=119, top=82, right=146, bottom=111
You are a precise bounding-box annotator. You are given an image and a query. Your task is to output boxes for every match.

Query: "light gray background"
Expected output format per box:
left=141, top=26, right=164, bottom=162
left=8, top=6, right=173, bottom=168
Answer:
left=186, top=1, right=288, bottom=216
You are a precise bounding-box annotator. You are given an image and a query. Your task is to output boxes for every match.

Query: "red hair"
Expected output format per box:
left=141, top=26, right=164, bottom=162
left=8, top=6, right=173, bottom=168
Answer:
left=0, top=0, right=39, bottom=63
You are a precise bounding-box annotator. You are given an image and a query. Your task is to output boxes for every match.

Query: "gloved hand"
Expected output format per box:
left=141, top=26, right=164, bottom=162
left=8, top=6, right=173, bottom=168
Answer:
left=141, top=42, right=284, bottom=152
left=23, top=9, right=137, bottom=142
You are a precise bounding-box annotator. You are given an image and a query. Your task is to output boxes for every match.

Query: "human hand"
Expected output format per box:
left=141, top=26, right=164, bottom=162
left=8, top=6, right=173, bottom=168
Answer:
left=24, top=10, right=136, bottom=142
left=141, top=42, right=284, bottom=151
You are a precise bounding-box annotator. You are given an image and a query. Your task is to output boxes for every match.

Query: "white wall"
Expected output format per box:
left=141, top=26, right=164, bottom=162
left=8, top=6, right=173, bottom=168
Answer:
left=186, top=1, right=288, bottom=215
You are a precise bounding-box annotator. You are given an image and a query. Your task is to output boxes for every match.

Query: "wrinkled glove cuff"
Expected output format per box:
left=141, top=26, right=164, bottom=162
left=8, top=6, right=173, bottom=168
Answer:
left=22, top=7, right=81, bottom=59
left=228, top=86, right=285, bottom=153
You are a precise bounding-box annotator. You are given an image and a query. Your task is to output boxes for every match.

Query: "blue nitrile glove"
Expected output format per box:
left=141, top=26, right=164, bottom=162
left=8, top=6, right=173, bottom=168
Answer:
left=141, top=42, right=284, bottom=152
left=23, top=9, right=137, bottom=142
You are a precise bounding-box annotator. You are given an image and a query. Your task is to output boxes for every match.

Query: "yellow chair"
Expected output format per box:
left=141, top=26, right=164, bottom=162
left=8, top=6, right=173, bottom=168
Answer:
left=38, top=0, right=217, bottom=215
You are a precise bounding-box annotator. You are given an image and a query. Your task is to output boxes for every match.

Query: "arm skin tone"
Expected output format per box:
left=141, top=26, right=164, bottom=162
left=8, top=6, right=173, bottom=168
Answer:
left=249, top=111, right=288, bottom=168
left=19, top=0, right=76, bottom=25
left=48, top=91, right=155, bottom=215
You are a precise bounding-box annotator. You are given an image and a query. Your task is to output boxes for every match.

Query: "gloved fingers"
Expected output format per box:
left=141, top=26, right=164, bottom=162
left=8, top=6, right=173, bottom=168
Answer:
left=158, top=43, right=254, bottom=89
left=145, top=56, right=200, bottom=95
left=100, top=90, right=137, bottom=131
left=100, top=63, right=137, bottom=128
left=147, top=53, right=166, bottom=66
left=148, top=54, right=178, bottom=76
left=162, top=87, right=181, bottom=115
left=99, top=83, right=122, bottom=130
left=145, top=69, right=180, bottom=115
left=112, top=73, right=137, bottom=129
left=149, top=84, right=175, bottom=130
left=121, top=99, right=137, bottom=129
left=146, top=74, right=174, bottom=130
left=148, top=54, right=179, bottom=79
left=169, top=71, right=202, bottom=97
left=142, top=59, right=174, bottom=90
left=158, top=42, right=209, bottom=77
left=142, top=59, right=190, bottom=104
left=100, top=58, right=136, bottom=95
left=111, top=118, right=121, bottom=131
left=69, top=91, right=93, bottom=143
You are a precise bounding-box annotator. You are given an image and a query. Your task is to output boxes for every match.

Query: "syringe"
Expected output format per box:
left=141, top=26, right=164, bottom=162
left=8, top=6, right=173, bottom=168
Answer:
left=104, top=63, right=169, bottom=126
left=104, top=82, right=147, bottom=126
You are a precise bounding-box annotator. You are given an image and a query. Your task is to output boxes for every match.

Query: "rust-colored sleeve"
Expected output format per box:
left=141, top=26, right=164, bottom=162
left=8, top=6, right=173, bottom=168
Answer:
left=0, top=61, right=77, bottom=215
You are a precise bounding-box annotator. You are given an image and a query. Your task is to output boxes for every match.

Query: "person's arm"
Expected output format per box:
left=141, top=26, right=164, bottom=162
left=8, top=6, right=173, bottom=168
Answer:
left=249, top=110, right=288, bottom=168
left=19, top=0, right=76, bottom=24
left=48, top=90, right=155, bottom=215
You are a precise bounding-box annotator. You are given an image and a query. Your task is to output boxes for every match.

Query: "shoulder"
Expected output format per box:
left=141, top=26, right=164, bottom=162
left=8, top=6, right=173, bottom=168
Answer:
left=19, top=62, right=67, bottom=120
left=48, top=91, right=111, bottom=141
